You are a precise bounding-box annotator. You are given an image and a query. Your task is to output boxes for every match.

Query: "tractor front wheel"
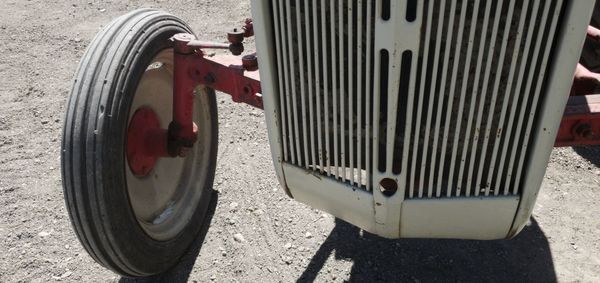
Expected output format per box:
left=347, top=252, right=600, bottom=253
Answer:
left=61, top=9, right=218, bottom=277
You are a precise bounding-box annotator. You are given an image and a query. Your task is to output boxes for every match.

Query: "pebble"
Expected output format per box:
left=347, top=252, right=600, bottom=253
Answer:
left=38, top=231, right=51, bottom=238
left=305, top=232, right=313, bottom=239
left=52, top=271, right=72, bottom=280
left=282, top=256, right=292, bottom=264
left=229, top=202, right=239, bottom=210
left=233, top=233, right=245, bottom=243
left=284, top=243, right=292, bottom=250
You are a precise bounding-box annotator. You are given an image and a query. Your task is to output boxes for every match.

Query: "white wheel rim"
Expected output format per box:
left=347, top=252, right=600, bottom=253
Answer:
left=125, top=49, right=213, bottom=241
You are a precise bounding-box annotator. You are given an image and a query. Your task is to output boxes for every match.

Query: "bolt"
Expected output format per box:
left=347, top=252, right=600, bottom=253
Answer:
left=242, top=54, right=258, bottom=71
left=227, top=29, right=244, bottom=44
left=575, top=123, right=593, bottom=139
left=204, top=73, right=216, bottom=84
left=171, top=33, right=196, bottom=54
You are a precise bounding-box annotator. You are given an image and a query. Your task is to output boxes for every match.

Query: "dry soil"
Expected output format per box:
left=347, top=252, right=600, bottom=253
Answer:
left=0, top=1, right=599, bottom=282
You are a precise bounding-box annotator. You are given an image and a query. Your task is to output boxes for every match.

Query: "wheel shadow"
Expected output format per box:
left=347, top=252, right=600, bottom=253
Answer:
left=298, top=218, right=556, bottom=282
left=119, top=190, right=219, bottom=283
left=572, top=146, right=600, bottom=168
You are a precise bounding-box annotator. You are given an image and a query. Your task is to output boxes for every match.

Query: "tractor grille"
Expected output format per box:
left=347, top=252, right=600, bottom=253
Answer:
left=270, top=0, right=565, bottom=198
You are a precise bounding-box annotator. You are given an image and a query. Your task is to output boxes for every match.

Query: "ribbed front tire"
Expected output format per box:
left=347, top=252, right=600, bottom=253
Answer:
left=61, top=9, right=218, bottom=277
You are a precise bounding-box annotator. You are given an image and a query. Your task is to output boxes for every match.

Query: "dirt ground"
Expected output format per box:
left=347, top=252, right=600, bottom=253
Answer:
left=0, top=1, right=599, bottom=282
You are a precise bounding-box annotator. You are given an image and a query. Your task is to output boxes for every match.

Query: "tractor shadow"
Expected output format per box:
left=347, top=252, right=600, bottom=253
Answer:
left=119, top=190, right=219, bottom=283
left=298, top=218, right=556, bottom=282
left=573, top=146, right=600, bottom=168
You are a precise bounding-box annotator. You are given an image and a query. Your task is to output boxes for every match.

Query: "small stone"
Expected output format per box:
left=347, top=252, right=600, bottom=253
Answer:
left=305, top=232, right=313, bottom=239
left=210, top=275, right=216, bottom=281
left=253, top=209, right=264, bottom=215
left=38, top=231, right=51, bottom=238
left=229, top=202, right=239, bottom=210
left=41, top=120, right=49, bottom=125
left=284, top=243, right=292, bottom=250
left=233, top=233, right=245, bottom=243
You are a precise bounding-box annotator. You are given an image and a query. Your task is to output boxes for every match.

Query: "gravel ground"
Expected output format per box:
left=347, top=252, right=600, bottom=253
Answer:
left=0, top=1, right=599, bottom=282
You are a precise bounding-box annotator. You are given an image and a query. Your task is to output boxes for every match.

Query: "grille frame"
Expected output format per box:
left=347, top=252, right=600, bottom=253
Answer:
left=251, top=0, right=595, bottom=239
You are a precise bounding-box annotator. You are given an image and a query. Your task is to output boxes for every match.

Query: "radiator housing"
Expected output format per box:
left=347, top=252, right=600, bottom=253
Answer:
left=252, top=0, right=594, bottom=239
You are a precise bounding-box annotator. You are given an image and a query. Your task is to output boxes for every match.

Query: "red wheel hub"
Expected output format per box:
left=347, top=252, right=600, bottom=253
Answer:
left=126, top=107, right=169, bottom=177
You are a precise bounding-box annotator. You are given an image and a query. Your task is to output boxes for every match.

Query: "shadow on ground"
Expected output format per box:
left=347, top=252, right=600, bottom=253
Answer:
left=573, top=146, right=600, bottom=168
left=298, top=218, right=555, bottom=282
left=119, top=190, right=219, bottom=283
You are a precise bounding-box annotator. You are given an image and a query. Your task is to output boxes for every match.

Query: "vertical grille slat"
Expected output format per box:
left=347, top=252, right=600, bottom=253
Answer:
left=321, top=1, right=332, bottom=176
left=448, top=0, right=481, bottom=197
left=496, top=0, right=542, bottom=195
left=365, top=0, right=374, bottom=191
left=457, top=0, right=493, bottom=198
left=402, top=1, right=425, bottom=197
left=437, top=0, right=468, bottom=198
left=487, top=0, right=532, bottom=196
left=284, top=0, right=302, bottom=166
left=338, top=0, right=347, bottom=182
left=506, top=0, right=554, bottom=195
left=303, top=0, right=316, bottom=170
left=431, top=0, right=458, bottom=198
left=269, top=0, right=565, bottom=197
left=272, top=0, right=289, bottom=162
left=514, top=0, right=564, bottom=194
left=413, top=0, right=436, bottom=199
left=294, top=0, right=310, bottom=169
left=477, top=0, right=517, bottom=197
left=277, top=0, right=296, bottom=164
left=424, top=0, right=445, bottom=198
left=348, top=1, right=355, bottom=186
left=466, top=0, right=504, bottom=197
left=331, top=1, right=340, bottom=178
left=356, top=0, right=364, bottom=188
left=312, top=0, right=324, bottom=174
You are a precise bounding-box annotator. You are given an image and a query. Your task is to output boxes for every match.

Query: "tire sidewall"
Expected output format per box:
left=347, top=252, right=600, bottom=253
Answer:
left=95, top=20, right=217, bottom=274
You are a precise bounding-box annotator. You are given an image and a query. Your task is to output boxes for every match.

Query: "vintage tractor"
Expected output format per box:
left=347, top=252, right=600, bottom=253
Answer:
left=61, top=0, right=599, bottom=277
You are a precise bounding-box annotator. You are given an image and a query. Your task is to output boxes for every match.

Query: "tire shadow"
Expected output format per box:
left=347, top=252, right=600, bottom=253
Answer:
left=298, top=218, right=556, bottom=283
left=572, top=146, right=600, bottom=168
left=119, top=190, right=219, bottom=283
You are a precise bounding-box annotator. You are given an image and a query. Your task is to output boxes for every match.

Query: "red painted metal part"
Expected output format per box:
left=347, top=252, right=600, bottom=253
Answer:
left=555, top=26, right=600, bottom=147
left=126, top=31, right=262, bottom=175
left=191, top=54, right=263, bottom=109
left=127, top=107, right=169, bottom=176
left=171, top=34, right=200, bottom=152
left=556, top=94, right=600, bottom=147
left=587, top=25, right=600, bottom=45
